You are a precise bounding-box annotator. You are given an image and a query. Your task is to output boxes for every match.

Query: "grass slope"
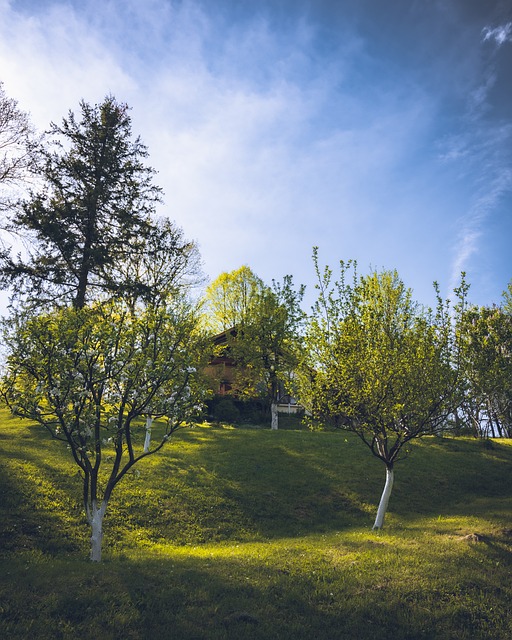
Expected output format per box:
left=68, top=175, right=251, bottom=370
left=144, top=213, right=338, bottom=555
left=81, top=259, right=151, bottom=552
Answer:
left=0, top=407, right=511, bottom=639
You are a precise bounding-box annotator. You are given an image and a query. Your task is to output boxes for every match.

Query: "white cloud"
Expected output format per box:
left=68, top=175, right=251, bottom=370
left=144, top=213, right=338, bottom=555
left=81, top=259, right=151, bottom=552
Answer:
left=0, top=2, right=135, bottom=128
left=0, top=0, right=356, bottom=287
left=1, top=0, right=507, bottom=312
left=0, top=0, right=444, bottom=304
left=449, top=167, right=512, bottom=293
left=482, top=22, right=512, bottom=47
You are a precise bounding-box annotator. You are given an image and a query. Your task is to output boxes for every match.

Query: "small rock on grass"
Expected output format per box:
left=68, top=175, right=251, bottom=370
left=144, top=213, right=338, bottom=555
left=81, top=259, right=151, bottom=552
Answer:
left=460, top=533, right=485, bottom=542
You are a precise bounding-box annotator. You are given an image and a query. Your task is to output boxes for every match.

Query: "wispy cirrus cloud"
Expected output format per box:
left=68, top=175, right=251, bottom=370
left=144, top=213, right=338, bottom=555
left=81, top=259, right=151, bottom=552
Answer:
left=450, top=167, right=512, bottom=291
left=444, top=16, right=512, bottom=297
left=447, top=115, right=512, bottom=295
left=482, top=22, right=512, bottom=47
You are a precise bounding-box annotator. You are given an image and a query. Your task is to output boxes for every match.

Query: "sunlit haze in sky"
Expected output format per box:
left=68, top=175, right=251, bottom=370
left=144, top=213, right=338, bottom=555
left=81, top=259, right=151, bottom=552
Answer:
left=1, top=0, right=511, bottom=312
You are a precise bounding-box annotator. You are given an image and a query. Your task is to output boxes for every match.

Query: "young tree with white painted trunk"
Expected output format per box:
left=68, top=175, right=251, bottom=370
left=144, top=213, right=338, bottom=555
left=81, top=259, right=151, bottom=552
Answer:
left=1, top=300, right=208, bottom=561
left=240, top=277, right=305, bottom=430
left=299, top=250, right=462, bottom=529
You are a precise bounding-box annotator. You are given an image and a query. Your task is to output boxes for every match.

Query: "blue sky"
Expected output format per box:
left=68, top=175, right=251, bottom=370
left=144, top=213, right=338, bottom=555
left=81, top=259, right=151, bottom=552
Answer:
left=0, top=0, right=511, bottom=309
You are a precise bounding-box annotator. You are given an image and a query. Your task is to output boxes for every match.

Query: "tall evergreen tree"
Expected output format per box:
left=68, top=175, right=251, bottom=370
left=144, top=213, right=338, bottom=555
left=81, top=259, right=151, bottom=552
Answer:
left=0, top=96, right=161, bottom=308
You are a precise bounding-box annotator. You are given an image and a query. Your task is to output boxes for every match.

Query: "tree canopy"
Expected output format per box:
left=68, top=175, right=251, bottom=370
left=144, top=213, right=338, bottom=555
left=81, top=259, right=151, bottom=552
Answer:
left=0, top=95, right=162, bottom=309
left=502, top=280, right=512, bottom=315
left=1, top=299, right=208, bottom=561
left=298, top=250, right=462, bottom=528
left=203, top=267, right=305, bottom=429
left=116, top=216, right=204, bottom=312
left=457, top=304, right=512, bottom=437
left=203, top=265, right=264, bottom=333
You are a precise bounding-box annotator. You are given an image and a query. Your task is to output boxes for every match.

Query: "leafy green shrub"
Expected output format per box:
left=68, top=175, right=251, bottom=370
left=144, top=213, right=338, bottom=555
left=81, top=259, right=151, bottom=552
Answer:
left=209, top=397, right=241, bottom=423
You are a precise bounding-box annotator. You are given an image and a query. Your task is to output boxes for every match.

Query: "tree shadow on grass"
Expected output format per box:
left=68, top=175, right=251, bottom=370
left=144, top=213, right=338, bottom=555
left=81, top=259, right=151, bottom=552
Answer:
left=0, top=433, right=88, bottom=557
left=2, top=417, right=511, bottom=560
left=390, top=437, right=512, bottom=520
left=151, top=428, right=512, bottom=542
left=0, top=468, right=87, bottom=557
left=1, top=547, right=511, bottom=640
left=123, top=428, right=376, bottom=544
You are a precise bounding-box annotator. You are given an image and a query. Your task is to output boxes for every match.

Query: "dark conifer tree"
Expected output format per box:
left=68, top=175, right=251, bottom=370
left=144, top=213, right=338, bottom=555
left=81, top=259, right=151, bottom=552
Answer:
left=1, top=96, right=162, bottom=308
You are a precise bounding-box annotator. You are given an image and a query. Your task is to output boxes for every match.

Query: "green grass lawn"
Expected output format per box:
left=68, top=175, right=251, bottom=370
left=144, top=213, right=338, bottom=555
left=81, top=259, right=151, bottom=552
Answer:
left=1, top=407, right=511, bottom=639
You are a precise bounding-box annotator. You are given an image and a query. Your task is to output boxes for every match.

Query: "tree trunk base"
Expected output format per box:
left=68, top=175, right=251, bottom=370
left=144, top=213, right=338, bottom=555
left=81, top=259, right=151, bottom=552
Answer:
left=271, top=402, right=278, bottom=430
left=89, top=501, right=107, bottom=562
left=372, top=466, right=394, bottom=530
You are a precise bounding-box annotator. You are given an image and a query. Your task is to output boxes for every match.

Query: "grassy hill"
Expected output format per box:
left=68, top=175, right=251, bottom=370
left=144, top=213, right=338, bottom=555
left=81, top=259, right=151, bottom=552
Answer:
left=1, top=407, right=511, bottom=639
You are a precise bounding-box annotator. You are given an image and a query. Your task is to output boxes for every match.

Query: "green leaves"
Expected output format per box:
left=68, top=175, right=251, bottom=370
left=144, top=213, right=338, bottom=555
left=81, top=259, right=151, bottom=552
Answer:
left=203, top=266, right=264, bottom=333
left=203, top=267, right=305, bottom=414
left=1, top=300, right=209, bottom=476
left=0, top=92, right=209, bottom=558
left=299, top=255, right=459, bottom=465
left=457, top=303, right=512, bottom=436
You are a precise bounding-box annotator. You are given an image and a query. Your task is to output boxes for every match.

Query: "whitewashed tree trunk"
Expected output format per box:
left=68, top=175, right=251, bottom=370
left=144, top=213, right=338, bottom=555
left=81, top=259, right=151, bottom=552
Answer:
left=271, top=400, right=279, bottom=430
left=88, top=500, right=107, bottom=562
left=144, top=415, right=153, bottom=453
left=372, top=466, right=394, bottom=530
